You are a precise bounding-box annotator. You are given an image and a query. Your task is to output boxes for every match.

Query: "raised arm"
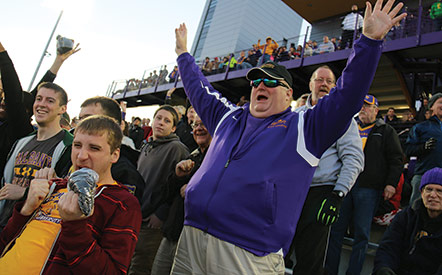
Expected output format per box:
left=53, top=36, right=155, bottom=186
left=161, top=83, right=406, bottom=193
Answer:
left=175, top=24, right=188, bottom=57
left=362, top=0, right=406, bottom=40
left=30, top=43, right=80, bottom=97
left=0, top=41, right=34, bottom=139
left=175, top=24, right=239, bottom=135
left=304, top=0, right=407, bottom=158
left=49, top=43, right=81, bottom=75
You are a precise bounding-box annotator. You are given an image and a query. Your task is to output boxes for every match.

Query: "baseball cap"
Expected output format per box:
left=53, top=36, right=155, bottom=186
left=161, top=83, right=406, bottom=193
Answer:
left=420, top=167, right=442, bottom=191
left=246, top=61, right=293, bottom=87
left=364, top=95, right=378, bottom=106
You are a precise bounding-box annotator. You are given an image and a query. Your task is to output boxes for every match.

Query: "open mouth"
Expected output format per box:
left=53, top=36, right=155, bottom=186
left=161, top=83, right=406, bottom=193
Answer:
left=36, top=109, right=48, bottom=115
left=194, top=130, right=208, bottom=137
left=257, top=95, right=268, bottom=101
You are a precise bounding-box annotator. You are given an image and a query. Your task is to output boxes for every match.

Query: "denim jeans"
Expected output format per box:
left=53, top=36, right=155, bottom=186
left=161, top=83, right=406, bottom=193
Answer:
left=238, top=62, right=253, bottom=70
left=262, top=54, right=271, bottom=63
left=129, top=224, right=163, bottom=275
left=325, top=187, right=382, bottom=275
left=151, top=237, right=178, bottom=275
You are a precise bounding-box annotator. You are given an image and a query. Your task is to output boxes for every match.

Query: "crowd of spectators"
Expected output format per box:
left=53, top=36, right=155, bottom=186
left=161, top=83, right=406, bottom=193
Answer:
left=115, top=1, right=442, bottom=96
left=1, top=1, right=441, bottom=275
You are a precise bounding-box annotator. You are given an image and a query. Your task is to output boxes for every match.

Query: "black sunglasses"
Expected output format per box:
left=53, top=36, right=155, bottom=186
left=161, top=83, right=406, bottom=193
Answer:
left=250, top=78, right=290, bottom=89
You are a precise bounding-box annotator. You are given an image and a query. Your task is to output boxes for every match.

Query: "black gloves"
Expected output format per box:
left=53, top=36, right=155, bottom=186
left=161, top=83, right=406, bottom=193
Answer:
left=317, top=192, right=343, bottom=226
left=424, top=137, right=437, bottom=151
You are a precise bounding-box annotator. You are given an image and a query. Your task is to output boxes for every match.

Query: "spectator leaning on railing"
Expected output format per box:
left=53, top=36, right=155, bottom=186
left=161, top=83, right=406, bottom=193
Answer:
left=341, top=4, right=364, bottom=49
left=238, top=50, right=254, bottom=69
left=318, top=36, right=335, bottom=54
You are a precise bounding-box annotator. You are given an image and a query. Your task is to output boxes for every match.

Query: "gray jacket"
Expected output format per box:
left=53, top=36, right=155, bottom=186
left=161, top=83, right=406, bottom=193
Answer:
left=295, top=96, right=364, bottom=194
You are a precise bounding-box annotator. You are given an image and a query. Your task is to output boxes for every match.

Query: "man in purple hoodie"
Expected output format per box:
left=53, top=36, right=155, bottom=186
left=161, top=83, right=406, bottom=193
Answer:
left=171, top=1, right=406, bottom=273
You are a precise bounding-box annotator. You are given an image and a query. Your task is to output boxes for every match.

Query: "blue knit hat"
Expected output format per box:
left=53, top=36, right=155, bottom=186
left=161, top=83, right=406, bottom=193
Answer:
left=419, top=167, right=442, bottom=191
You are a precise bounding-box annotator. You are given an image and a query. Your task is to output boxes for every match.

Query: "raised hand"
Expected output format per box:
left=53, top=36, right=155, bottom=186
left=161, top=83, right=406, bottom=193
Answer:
left=175, top=23, right=188, bottom=56
left=50, top=42, right=81, bottom=75
left=363, top=0, right=407, bottom=40
left=59, top=190, right=93, bottom=221
left=57, top=43, right=81, bottom=62
left=20, top=179, right=50, bottom=216
left=175, top=159, right=195, bottom=177
left=167, top=87, right=176, bottom=97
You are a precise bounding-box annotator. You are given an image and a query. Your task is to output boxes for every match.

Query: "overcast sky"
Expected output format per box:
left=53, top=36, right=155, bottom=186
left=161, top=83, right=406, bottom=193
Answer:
left=2, top=0, right=206, bottom=121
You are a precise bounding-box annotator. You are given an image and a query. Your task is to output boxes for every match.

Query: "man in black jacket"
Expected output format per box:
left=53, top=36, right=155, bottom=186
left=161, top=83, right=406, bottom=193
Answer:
left=373, top=167, right=442, bottom=275
left=326, top=95, right=404, bottom=275
left=151, top=114, right=212, bottom=275
left=129, top=117, right=145, bottom=149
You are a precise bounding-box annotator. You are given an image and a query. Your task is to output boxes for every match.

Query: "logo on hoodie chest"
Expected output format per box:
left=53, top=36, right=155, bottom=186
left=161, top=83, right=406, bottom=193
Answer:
left=268, top=119, right=287, bottom=129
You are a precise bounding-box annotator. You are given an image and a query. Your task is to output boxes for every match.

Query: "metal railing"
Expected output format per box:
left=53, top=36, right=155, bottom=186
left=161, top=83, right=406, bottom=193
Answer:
left=109, top=1, right=441, bottom=100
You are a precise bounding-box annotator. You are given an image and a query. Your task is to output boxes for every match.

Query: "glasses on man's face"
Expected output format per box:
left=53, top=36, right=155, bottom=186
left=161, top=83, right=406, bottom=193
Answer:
left=423, top=186, right=442, bottom=197
left=250, top=78, right=290, bottom=89
left=191, top=122, right=205, bottom=130
left=313, top=78, right=335, bottom=85
left=361, top=104, right=376, bottom=110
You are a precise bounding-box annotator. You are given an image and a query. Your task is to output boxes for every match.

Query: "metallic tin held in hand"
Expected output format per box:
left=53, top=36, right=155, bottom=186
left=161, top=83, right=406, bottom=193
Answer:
left=67, top=168, right=99, bottom=216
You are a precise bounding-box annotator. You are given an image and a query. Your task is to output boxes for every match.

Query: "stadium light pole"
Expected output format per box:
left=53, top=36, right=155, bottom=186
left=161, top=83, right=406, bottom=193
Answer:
left=28, top=10, right=63, bottom=91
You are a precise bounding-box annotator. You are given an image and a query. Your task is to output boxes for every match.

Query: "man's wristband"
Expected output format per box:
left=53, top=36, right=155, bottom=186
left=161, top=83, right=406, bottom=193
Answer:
left=332, top=190, right=345, bottom=199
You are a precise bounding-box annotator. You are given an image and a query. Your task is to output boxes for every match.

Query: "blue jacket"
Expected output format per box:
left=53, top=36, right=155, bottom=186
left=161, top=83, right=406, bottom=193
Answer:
left=405, top=115, right=442, bottom=175
left=176, top=35, right=382, bottom=256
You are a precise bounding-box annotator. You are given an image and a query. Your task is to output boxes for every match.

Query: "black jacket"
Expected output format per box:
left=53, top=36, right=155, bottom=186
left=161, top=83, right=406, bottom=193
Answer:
left=161, top=147, right=207, bottom=242
left=175, top=117, right=198, bottom=152
left=405, top=116, right=442, bottom=176
left=111, top=144, right=145, bottom=204
left=129, top=125, right=144, bottom=149
left=356, top=118, right=403, bottom=190
left=374, top=199, right=442, bottom=275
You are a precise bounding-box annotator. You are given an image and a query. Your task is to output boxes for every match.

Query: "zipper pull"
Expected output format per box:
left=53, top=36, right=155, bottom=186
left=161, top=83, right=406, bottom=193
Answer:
left=225, top=159, right=230, bottom=168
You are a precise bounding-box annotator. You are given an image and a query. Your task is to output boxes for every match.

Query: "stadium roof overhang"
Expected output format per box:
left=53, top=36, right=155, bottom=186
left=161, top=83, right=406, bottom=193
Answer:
left=282, top=0, right=368, bottom=23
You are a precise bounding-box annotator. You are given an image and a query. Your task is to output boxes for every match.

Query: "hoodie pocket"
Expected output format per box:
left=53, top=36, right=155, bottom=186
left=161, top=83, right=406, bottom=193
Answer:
left=264, top=181, right=277, bottom=224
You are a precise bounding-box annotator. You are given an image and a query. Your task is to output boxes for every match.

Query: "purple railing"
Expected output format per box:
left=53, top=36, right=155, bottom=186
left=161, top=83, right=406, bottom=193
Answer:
left=108, top=2, right=441, bottom=99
